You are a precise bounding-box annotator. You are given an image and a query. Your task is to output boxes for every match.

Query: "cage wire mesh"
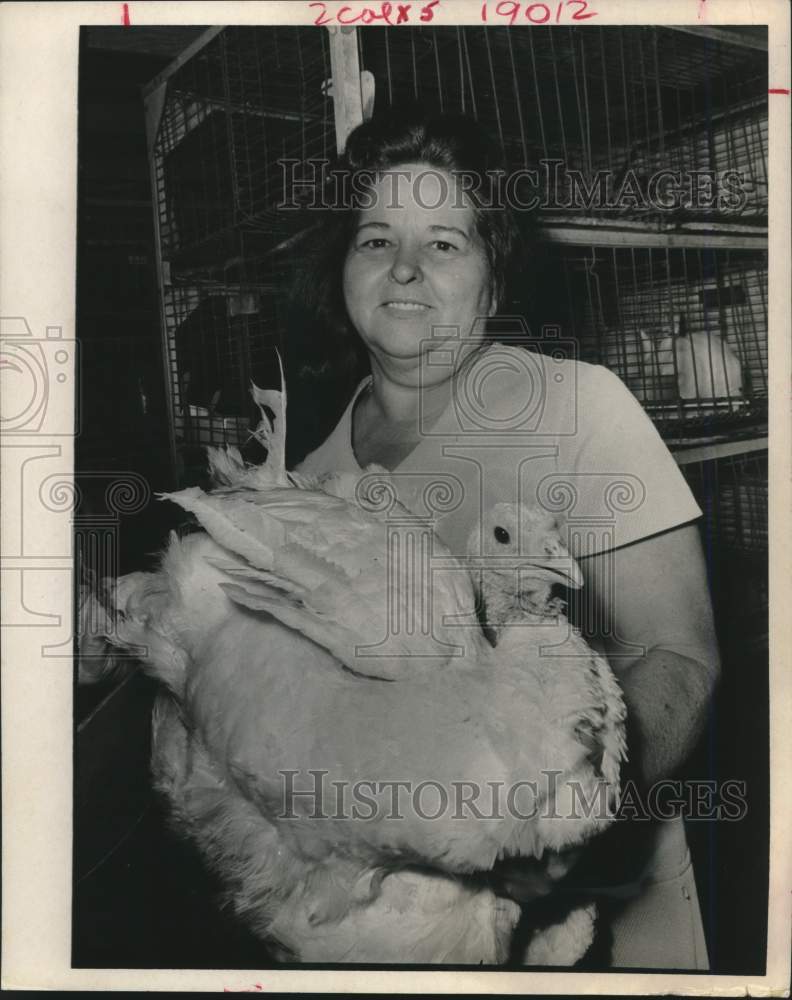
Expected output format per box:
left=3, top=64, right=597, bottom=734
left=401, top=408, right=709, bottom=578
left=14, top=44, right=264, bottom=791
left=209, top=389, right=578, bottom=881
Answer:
left=358, top=26, right=768, bottom=222
left=149, top=28, right=334, bottom=464
left=353, top=25, right=768, bottom=436
left=148, top=25, right=768, bottom=469
left=155, top=27, right=334, bottom=261
left=678, top=447, right=768, bottom=647
left=540, top=245, right=768, bottom=430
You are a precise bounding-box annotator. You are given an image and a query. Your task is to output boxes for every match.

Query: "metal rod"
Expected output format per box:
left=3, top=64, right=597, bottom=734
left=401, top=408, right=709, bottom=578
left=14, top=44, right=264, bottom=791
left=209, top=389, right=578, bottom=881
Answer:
left=569, top=30, right=589, bottom=175
left=535, top=221, right=768, bottom=250
left=456, top=27, right=466, bottom=114
left=548, top=31, right=569, bottom=167
left=527, top=30, right=548, bottom=160
left=432, top=31, right=445, bottom=113
left=461, top=28, right=478, bottom=118
left=385, top=28, right=393, bottom=106
left=327, top=25, right=364, bottom=154
left=506, top=30, right=528, bottom=166
left=482, top=28, right=504, bottom=153
left=410, top=29, right=419, bottom=100
left=598, top=29, right=613, bottom=172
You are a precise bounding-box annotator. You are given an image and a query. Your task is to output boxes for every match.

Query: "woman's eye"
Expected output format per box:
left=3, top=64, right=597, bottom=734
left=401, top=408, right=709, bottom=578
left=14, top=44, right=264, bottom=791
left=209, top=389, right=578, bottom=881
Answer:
left=359, top=238, right=390, bottom=250
left=431, top=240, right=457, bottom=252
left=494, top=526, right=511, bottom=545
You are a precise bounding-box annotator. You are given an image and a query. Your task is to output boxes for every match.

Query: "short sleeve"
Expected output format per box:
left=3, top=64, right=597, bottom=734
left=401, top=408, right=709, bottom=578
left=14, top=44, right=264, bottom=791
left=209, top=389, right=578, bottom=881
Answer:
left=557, top=365, right=702, bottom=558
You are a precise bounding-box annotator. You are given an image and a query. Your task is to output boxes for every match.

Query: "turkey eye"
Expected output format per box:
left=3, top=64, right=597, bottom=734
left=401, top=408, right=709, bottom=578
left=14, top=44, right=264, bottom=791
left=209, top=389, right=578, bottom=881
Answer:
left=493, top=526, right=510, bottom=545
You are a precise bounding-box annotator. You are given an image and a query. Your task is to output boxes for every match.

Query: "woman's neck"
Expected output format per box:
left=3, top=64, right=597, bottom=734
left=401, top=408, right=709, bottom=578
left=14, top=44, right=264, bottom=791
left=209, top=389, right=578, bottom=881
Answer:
left=365, top=342, right=488, bottom=429
left=351, top=364, right=454, bottom=470
left=352, top=344, right=490, bottom=469
left=366, top=363, right=452, bottom=432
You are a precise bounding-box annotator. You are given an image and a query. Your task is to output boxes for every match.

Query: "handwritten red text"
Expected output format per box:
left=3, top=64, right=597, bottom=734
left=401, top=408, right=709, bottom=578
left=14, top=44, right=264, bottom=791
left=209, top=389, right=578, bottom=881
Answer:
left=309, top=0, right=440, bottom=26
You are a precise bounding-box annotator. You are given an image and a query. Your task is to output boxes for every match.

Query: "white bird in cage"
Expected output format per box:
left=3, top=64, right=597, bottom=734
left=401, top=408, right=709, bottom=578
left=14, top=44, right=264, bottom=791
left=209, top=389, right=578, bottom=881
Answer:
left=640, top=313, right=743, bottom=403
left=80, top=374, right=626, bottom=965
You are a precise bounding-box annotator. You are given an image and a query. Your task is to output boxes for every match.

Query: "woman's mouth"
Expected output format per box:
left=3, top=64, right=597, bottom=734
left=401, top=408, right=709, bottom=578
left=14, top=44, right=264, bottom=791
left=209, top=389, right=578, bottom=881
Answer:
left=382, top=300, right=431, bottom=312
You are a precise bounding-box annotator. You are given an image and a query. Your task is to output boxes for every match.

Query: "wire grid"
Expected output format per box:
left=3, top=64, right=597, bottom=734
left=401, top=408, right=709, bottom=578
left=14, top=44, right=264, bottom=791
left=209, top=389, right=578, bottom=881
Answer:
left=152, top=27, right=334, bottom=266
left=149, top=28, right=335, bottom=456
left=681, top=450, right=767, bottom=554
left=162, top=256, right=292, bottom=450
left=148, top=26, right=769, bottom=463
left=546, top=245, right=767, bottom=429
left=679, top=448, right=767, bottom=643
left=358, top=26, right=768, bottom=222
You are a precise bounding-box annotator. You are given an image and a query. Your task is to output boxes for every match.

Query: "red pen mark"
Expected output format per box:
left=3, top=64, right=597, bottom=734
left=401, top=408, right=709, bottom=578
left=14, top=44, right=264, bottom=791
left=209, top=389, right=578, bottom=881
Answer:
left=122, top=3, right=131, bottom=25
left=768, top=88, right=790, bottom=95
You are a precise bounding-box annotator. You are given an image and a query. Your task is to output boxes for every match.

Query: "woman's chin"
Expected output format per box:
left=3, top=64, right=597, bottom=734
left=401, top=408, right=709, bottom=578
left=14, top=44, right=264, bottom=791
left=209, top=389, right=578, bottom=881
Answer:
left=372, top=320, right=473, bottom=354
left=369, top=327, right=435, bottom=361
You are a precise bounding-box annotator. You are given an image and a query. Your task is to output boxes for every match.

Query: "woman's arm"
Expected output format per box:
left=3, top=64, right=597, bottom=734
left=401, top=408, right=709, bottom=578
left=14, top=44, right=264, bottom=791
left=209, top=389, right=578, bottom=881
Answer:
left=580, top=522, right=721, bottom=788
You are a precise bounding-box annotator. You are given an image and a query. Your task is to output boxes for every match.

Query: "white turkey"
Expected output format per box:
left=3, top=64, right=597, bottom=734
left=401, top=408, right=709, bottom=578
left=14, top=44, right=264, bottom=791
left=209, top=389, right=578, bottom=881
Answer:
left=79, top=379, right=627, bottom=964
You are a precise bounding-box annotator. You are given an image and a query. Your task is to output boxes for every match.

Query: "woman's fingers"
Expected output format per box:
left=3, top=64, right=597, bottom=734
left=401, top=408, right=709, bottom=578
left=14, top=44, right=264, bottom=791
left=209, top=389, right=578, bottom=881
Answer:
left=493, top=849, right=584, bottom=903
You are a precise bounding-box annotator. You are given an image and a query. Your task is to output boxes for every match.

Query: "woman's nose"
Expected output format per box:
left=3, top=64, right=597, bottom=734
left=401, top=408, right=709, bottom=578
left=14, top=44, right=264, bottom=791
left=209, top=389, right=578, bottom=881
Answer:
left=389, top=246, right=423, bottom=284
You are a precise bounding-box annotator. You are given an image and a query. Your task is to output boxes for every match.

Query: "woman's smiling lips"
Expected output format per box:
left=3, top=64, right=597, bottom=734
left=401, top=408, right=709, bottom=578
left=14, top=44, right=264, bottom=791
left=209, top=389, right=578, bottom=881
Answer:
left=381, top=299, right=432, bottom=314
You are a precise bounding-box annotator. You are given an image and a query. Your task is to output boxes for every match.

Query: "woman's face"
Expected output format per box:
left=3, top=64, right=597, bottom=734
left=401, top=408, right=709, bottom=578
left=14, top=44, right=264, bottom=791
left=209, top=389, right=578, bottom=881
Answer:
left=342, top=163, right=496, bottom=383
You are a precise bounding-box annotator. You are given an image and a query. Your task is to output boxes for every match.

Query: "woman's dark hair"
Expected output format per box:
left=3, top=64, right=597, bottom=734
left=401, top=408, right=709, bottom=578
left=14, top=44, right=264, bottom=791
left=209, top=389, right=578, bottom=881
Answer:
left=285, top=108, right=528, bottom=458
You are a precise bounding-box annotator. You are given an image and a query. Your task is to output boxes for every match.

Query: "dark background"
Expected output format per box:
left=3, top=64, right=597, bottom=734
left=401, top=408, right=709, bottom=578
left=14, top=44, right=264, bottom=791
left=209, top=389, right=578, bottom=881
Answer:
left=73, top=30, right=769, bottom=973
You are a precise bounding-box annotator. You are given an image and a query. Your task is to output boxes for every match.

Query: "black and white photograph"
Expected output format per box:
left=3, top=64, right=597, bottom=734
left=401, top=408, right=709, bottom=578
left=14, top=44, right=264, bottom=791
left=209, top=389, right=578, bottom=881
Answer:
left=1, top=1, right=790, bottom=993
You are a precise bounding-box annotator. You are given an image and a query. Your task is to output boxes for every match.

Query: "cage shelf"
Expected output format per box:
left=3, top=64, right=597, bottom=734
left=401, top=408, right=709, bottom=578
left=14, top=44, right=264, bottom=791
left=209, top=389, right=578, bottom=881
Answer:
left=538, top=217, right=768, bottom=250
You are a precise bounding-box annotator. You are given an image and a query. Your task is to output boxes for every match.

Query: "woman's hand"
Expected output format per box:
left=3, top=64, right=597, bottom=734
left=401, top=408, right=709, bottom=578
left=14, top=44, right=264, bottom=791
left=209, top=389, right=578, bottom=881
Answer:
left=580, top=523, right=721, bottom=787
left=491, top=850, right=582, bottom=903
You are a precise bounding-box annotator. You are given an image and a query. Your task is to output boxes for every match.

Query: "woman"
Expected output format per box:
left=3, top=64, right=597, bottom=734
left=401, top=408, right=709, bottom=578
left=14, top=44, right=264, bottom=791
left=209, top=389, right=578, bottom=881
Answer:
left=292, top=110, right=719, bottom=969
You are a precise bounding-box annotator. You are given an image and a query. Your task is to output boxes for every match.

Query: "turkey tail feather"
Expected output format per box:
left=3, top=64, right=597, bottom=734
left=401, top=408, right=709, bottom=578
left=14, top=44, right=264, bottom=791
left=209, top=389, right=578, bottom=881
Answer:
left=249, top=350, right=287, bottom=485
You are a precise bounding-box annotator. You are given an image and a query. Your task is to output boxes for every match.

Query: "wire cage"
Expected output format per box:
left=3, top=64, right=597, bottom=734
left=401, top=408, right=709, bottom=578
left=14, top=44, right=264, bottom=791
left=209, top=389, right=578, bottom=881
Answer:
left=162, top=252, right=296, bottom=451
left=146, top=28, right=336, bottom=472
left=536, top=244, right=768, bottom=431
left=677, top=445, right=768, bottom=647
left=356, top=25, right=768, bottom=437
left=145, top=25, right=768, bottom=479
left=153, top=27, right=335, bottom=264
left=358, top=25, right=768, bottom=224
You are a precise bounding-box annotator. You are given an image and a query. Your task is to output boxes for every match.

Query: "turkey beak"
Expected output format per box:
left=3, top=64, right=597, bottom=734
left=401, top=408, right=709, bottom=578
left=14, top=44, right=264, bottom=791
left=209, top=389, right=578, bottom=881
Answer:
left=518, top=537, right=584, bottom=590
